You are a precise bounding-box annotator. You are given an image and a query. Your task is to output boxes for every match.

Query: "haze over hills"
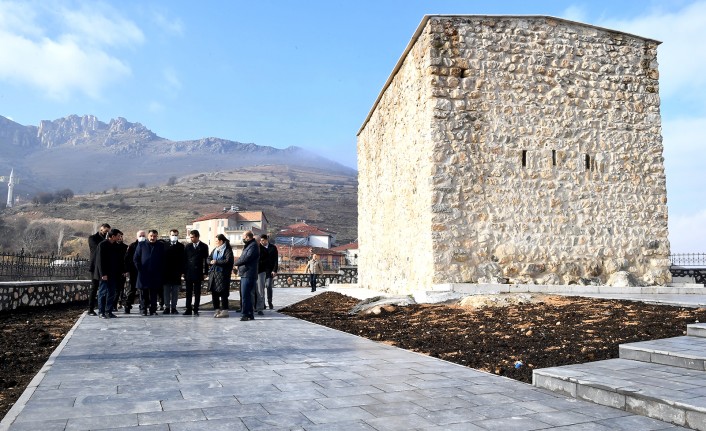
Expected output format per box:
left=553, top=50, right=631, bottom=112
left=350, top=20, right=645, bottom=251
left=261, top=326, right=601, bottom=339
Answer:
left=0, top=114, right=356, bottom=200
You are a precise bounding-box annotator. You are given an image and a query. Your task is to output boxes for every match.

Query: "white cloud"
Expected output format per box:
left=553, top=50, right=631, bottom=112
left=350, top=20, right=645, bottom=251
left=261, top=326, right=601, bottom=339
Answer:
left=0, top=0, right=143, bottom=100
left=153, top=12, right=183, bottom=36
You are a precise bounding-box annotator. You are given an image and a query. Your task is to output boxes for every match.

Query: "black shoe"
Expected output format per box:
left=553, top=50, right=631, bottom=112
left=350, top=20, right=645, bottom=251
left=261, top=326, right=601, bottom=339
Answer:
left=183, top=309, right=192, bottom=315
left=257, top=311, right=264, bottom=316
left=88, top=310, right=97, bottom=316
left=269, top=304, right=273, bottom=309
left=124, top=308, right=131, bottom=314
left=163, top=308, right=171, bottom=315
left=108, top=313, right=117, bottom=318
left=240, top=316, right=251, bottom=321
left=311, top=289, right=316, bottom=292
left=193, top=310, right=199, bottom=316
left=99, top=314, right=107, bottom=319
left=171, top=308, right=179, bottom=314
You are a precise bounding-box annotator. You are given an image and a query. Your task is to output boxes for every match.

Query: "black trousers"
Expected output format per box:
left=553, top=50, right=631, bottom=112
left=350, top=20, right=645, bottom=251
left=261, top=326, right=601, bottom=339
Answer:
left=185, top=279, right=202, bottom=311
left=139, top=287, right=158, bottom=314
left=212, top=289, right=229, bottom=310
left=88, top=278, right=99, bottom=311
left=125, top=272, right=137, bottom=308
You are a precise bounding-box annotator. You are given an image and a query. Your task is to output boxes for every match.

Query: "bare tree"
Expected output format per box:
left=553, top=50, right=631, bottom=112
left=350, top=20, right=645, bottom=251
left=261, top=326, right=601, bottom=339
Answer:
left=21, top=226, right=46, bottom=254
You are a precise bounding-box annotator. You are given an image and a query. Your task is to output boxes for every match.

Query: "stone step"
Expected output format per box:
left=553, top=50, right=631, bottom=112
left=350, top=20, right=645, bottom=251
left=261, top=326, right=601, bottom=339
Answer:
left=689, top=323, right=706, bottom=338
left=533, top=358, right=706, bottom=430
left=620, top=336, right=706, bottom=371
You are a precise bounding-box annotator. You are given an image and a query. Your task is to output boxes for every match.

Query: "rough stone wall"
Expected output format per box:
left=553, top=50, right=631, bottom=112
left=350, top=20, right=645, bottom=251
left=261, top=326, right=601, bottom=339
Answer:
left=0, top=281, right=91, bottom=311
left=358, top=16, right=670, bottom=294
left=358, top=28, right=436, bottom=293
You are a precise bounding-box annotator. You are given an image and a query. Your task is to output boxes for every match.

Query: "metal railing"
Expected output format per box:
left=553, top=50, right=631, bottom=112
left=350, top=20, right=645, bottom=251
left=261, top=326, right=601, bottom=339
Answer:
left=669, top=253, right=706, bottom=267
left=0, top=250, right=90, bottom=281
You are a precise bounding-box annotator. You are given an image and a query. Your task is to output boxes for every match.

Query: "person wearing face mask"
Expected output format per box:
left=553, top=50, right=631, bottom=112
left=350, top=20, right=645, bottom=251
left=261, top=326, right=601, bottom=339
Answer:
left=162, top=229, right=185, bottom=315
left=208, top=234, right=235, bottom=318
left=123, top=230, right=146, bottom=314
left=183, top=230, right=209, bottom=316
left=134, top=229, right=166, bottom=316
left=87, top=223, right=111, bottom=316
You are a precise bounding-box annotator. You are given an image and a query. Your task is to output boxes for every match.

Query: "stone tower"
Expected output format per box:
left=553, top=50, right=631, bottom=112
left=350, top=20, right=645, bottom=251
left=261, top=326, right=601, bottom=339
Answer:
left=357, top=15, right=670, bottom=294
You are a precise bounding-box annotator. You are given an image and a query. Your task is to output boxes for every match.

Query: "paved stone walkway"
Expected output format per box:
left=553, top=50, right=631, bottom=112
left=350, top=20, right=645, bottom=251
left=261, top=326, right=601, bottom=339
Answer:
left=0, top=287, right=693, bottom=430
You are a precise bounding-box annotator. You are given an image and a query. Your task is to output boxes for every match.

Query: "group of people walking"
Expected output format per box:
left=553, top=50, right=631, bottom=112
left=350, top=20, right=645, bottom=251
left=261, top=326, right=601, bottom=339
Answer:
left=87, top=223, right=279, bottom=321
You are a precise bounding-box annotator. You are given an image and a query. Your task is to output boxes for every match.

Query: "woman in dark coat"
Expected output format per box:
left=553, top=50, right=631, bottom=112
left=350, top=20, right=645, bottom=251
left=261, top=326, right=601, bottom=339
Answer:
left=208, top=234, right=234, bottom=318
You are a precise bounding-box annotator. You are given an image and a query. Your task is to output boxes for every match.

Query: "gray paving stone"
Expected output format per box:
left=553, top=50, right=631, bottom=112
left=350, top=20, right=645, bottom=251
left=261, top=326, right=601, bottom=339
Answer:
left=0, top=288, right=690, bottom=431
left=420, top=406, right=489, bottom=425
left=65, top=413, right=138, bottom=430
left=363, top=413, right=436, bottom=430
left=137, top=408, right=207, bottom=425
left=527, top=410, right=597, bottom=426
left=168, top=417, right=249, bottom=431
left=302, top=405, right=376, bottom=424
left=240, top=411, right=314, bottom=430
left=473, top=416, right=552, bottom=430
left=7, top=419, right=67, bottom=431
left=314, top=394, right=380, bottom=409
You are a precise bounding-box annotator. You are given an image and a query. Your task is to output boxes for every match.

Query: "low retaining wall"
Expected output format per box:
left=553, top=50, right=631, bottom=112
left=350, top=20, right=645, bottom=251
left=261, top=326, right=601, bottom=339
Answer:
left=273, top=267, right=358, bottom=288
left=0, top=280, right=91, bottom=312
left=0, top=268, right=358, bottom=312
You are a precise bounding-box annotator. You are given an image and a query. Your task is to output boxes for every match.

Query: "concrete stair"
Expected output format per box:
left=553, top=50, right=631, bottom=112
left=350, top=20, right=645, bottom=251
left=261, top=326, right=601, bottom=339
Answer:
left=533, top=323, right=706, bottom=430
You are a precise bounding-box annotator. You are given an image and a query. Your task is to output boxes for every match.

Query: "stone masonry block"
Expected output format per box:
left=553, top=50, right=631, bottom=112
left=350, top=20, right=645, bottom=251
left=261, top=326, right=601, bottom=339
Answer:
left=576, top=385, right=626, bottom=410
left=532, top=374, right=577, bottom=398
left=626, top=395, right=686, bottom=427
left=619, top=347, right=652, bottom=363
left=686, top=410, right=706, bottom=431
left=651, top=352, right=705, bottom=371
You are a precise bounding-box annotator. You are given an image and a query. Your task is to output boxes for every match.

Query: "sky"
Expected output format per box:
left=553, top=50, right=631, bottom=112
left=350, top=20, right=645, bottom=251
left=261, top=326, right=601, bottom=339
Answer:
left=0, top=0, right=705, bottom=253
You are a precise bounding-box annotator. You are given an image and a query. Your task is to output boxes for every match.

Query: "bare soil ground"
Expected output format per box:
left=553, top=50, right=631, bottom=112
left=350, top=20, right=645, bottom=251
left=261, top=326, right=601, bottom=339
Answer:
left=1, top=292, right=705, bottom=420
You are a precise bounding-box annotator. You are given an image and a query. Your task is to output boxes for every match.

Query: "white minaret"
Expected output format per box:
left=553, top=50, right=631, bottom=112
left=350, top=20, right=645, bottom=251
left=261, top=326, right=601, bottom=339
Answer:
left=6, top=169, right=14, bottom=208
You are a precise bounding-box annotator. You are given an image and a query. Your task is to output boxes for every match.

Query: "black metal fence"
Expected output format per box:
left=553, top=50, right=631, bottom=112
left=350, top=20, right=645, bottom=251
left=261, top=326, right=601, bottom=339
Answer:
left=0, top=250, right=89, bottom=281
left=669, top=253, right=706, bottom=267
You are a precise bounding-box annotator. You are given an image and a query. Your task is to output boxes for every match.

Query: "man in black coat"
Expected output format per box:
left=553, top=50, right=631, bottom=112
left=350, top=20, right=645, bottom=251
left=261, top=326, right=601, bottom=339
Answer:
left=134, top=229, right=165, bottom=316
left=234, top=231, right=259, bottom=321
left=163, top=229, right=185, bottom=315
left=123, top=230, right=146, bottom=314
left=184, top=229, right=209, bottom=316
left=259, top=234, right=279, bottom=309
left=87, top=223, right=110, bottom=316
left=94, top=228, right=126, bottom=319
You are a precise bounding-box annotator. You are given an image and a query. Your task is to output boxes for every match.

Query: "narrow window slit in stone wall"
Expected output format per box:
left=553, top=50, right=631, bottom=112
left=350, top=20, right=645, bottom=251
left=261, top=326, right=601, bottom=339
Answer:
left=522, top=150, right=527, bottom=168
left=552, top=150, right=557, bottom=167
left=585, top=154, right=591, bottom=171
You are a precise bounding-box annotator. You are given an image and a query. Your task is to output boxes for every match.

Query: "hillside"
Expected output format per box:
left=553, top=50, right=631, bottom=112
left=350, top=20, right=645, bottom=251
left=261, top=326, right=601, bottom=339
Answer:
left=0, top=114, right=356, bottom=197
left=0, top=165, right=358, bottom=256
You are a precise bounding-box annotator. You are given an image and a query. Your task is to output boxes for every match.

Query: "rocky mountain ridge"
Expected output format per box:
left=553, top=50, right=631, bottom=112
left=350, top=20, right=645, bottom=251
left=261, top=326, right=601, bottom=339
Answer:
left=0, top=114, right=355, bottom=197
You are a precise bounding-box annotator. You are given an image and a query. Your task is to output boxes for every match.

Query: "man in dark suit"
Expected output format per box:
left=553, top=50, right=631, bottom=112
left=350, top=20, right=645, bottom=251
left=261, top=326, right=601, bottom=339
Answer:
left=87, top=223, right=110, bottom=316
left=123, top=230, right=146, bottom=314
left=133, top=229, right=165, bottom=316
left=260, top=234, right=279, bottom=309
left=183, top=229, right=209, bottom=316
left=163, top=229, right=185, bottom=315
left=94, top=228, right=127, bottom=319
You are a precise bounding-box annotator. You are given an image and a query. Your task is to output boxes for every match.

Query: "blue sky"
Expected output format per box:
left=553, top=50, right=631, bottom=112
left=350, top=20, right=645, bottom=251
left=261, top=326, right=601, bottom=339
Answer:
left=1, top=0, right=705, bottom=253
